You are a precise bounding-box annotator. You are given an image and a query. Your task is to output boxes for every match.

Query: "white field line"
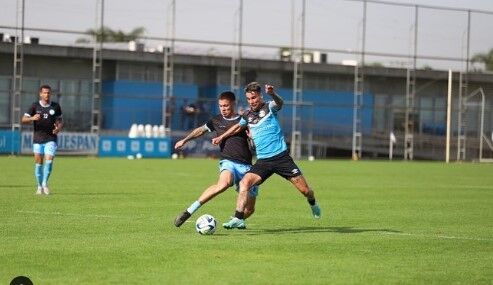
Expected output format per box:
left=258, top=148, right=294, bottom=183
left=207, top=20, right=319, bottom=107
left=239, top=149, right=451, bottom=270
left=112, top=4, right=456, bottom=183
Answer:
left=380, top=231, right=493, bottom=242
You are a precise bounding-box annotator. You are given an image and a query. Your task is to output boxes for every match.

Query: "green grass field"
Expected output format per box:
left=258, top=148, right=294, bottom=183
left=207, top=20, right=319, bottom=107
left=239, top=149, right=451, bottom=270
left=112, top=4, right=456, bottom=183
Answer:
left=0, top=156, right=492, bottom=284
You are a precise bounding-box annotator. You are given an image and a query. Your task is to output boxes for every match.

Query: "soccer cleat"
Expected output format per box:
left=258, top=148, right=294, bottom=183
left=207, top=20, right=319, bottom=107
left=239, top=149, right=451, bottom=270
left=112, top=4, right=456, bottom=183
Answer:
left=174, top=211, right=191, bottom=227
left=311, top=204, right=321, bottom=219
left=222, top=217, right=246, bottom=229
left=36, top=186, right=43, bottom=195
left=42, top=186, right=50, bottom=195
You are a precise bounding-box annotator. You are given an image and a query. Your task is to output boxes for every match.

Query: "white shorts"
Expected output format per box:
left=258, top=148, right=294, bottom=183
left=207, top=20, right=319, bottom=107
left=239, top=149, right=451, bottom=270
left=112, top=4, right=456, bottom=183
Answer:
left=33, top=141, right=58, bottom=156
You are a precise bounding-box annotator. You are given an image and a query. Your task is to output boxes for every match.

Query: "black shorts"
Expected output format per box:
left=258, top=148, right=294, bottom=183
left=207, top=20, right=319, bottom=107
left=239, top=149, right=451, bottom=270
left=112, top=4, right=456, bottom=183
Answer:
left=249, top=150, right=302, bottom=184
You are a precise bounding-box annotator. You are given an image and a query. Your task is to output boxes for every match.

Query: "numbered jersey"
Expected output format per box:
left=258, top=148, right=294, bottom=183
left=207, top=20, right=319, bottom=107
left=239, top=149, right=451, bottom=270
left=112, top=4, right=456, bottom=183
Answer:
left=25, top=101, right=63, bottom=143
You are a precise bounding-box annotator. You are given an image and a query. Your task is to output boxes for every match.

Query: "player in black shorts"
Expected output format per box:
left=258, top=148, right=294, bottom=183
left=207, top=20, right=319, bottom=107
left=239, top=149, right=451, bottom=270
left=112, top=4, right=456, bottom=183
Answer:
left=21, top=85, right=63, bottom=195
left=173, top=91, right=259, bottom=228
left=213, top=82, right=321, bottom=229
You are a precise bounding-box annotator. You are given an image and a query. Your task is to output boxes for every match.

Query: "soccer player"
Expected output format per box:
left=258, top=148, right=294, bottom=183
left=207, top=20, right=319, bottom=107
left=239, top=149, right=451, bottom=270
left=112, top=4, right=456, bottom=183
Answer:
left=212, top=82, right=321, bottom=229
left=173, top=91, right=259, bottom=227
left=21, top=85, right=63, bottom=195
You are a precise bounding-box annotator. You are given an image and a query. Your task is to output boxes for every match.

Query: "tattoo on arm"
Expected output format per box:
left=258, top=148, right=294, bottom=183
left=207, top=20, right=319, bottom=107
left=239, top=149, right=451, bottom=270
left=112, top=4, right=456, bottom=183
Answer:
left=183, top=127, right=206, bottom=142
left=222, top=124, right=243, bottom=140
left=271, top=91, right=284, bottom=108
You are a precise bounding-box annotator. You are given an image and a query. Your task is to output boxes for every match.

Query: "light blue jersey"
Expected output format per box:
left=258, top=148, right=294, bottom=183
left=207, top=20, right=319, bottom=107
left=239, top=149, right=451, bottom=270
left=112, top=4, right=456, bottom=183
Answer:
left=240, top=101, right=287, bottom=159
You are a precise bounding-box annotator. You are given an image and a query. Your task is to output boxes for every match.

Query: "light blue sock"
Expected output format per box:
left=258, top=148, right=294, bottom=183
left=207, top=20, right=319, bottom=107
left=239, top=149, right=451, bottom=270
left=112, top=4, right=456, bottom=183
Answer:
left=187, top=201, right=202, bottom=214
left=35, top=163, right=43, bottom=187
left=42, top=160, right=53, bottom=187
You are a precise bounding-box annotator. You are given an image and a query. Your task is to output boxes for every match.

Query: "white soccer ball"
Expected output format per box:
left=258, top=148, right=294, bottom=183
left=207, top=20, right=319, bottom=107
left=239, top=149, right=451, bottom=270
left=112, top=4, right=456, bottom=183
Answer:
left=136, top=153, right=143, bottom=159
left=195, top=214, right=217, bottom=235
left=171, top=153, right=178, bottom=160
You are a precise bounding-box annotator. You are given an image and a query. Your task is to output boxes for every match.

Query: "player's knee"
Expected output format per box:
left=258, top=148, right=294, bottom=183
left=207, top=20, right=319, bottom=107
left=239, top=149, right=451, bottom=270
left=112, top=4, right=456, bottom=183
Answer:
left=300, top=187, right=313, bottom=197
left=239, top=180, right=252, bottom=192
left=215, top=183, right=230, bottom=192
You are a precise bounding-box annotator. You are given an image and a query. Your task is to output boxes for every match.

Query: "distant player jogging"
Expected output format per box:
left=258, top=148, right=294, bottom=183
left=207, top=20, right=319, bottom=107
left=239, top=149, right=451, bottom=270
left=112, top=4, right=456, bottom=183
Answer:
left=213, top=82, right=321, bottom=229
left=22, top=85, right=63, bottom=195
left=173, top=91, right=259, bottom=227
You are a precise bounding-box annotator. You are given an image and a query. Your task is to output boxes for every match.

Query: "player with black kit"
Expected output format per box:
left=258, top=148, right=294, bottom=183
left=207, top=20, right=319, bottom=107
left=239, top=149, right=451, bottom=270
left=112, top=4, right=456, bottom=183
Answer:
left=173, top=91, right=259, bottom=227
left=22, top=85, right=63, bottom=195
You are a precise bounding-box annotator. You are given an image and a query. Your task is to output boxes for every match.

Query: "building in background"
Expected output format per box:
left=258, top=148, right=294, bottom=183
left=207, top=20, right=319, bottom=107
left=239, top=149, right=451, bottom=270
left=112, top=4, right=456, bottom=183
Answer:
left=1, top=42, right=492, bottom=160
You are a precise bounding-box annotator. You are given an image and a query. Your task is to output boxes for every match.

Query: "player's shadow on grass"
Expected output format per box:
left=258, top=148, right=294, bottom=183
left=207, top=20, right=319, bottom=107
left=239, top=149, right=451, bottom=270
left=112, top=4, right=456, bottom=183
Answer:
left=244, top=226, right=401, bottom=235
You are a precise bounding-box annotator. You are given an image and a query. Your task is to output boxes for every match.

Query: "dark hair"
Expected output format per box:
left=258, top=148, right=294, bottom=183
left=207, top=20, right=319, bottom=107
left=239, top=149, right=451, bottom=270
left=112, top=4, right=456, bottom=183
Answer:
left=39, top=85, right=51, bottom=92
left=219, top=91, right=236, bottom=101
left=244, top=82, right=261, bottom=93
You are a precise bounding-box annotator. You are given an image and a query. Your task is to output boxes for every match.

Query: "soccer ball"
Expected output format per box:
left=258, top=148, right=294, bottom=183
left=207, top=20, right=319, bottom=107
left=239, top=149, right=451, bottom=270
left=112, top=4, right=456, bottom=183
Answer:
left=195, top=214, right=217, bottom=235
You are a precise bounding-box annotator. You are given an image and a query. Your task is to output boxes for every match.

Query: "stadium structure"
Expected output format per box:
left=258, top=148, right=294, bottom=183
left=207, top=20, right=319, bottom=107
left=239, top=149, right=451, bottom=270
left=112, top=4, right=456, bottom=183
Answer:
left=1, top=40, right=492, bottom=161
left=1, top=0, right=493, bottom=161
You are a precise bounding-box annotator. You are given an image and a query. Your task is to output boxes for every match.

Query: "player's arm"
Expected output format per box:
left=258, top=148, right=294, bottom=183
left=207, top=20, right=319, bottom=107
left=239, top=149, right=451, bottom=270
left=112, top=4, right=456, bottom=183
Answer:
left=21, top=114, right=40, bottom=124
left=175, top=125, right=208, bottom=150
left=211, top=123, right=244, bottom=146
left=53, top=117, right=63, bottom=134
left=265, top=84, right=283, bottom=109
left=21, top=105, right=40, bottom=124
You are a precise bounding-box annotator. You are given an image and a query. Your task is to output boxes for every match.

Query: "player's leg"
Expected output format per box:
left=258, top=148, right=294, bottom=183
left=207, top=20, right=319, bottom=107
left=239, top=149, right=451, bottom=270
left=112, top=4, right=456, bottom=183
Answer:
left=41, top=141, right=58, bottom=195
left=274, top=152, right=321, bottom=219
left=223, top=172, right=262, bottom=229
left=197, top=170, right=234, bottom=204
left=174, top=161, right=234, bottom=227
left=33, top=143, right=44, bottom=194
left=288, top=175, right=321, bottom=219
left=234, top=163, right=260, bottom=219
left=244, top=194, right=257, bottom=219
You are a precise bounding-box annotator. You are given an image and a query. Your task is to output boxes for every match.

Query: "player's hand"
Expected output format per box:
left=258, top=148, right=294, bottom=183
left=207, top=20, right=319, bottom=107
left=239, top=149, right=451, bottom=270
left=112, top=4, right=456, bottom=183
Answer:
left=52, top=122, right=62, bottom=134
left=175, top=140, right=186, bottom=150
left=265, top=84, right=274, bottom=95
left=31, top=114, right=41, bottom=121
left=211, top=136, right=222, bottom=146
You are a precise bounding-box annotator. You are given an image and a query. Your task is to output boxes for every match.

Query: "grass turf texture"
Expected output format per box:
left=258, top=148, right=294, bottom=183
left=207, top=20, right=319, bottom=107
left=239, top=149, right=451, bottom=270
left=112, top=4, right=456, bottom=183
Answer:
left=0, top=156, right=492, bottom=284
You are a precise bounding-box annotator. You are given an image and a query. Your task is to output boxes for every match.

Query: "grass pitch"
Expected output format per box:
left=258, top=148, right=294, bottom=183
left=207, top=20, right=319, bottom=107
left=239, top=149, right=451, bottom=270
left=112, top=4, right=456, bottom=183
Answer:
left=0, top=156, right=492, bottom=284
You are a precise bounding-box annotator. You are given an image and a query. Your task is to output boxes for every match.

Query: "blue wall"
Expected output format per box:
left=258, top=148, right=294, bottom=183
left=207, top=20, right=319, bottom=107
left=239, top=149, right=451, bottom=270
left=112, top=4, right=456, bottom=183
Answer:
left=0, top=130, right=20, bottom=154
left=101, top=81, right=374, bottom=136
left=102, top=80, right=199, bottom=130
left=275, top=88, right=374, bottom=136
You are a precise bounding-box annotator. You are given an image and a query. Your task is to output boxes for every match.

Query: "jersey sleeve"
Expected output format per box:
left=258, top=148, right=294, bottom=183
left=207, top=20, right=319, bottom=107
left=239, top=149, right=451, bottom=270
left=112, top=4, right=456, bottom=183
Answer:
left=239, top=116, right=248, bottom=127
left=24, top=103, right=36, bottom=117
left=204, top=119, right=215, bottom=132
left=55, top=103, right=63, bottom=118
left=269, top=100, right=281, bottom=113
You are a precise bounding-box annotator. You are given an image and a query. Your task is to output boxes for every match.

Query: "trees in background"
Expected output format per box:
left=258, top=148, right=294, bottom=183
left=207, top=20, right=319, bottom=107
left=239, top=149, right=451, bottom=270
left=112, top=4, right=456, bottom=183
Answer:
left=472, top=48, right=493, bottom=71
left=76, top=26, right=145, bottom=43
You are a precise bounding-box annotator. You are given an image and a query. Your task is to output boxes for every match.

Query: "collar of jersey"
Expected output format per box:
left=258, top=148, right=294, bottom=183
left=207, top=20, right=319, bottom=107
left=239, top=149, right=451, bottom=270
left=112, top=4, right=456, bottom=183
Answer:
left=247, top=108, right=272, bottom=126
left=222, top=114, right=240, bottom=121
left=39, top=100, right=52, bottom=108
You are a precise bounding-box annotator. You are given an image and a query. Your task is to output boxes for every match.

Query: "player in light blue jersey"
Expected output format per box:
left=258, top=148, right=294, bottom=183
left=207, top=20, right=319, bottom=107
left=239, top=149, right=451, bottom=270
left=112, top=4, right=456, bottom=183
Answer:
left=212, top=82, right=321, bottom=229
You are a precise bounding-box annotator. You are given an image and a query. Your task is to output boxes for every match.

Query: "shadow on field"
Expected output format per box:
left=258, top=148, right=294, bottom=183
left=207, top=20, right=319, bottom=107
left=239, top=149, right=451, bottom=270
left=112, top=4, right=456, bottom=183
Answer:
left=244, top=226, right=401, bottom=235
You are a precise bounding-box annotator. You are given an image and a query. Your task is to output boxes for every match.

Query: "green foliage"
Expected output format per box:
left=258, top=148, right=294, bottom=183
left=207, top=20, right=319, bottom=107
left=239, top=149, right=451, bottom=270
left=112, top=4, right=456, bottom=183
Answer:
left=76, top=26, right=145, bottom=43
left=472, top=48, right=493, bottom=71
left=0, top=157, right=492, bottom=284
